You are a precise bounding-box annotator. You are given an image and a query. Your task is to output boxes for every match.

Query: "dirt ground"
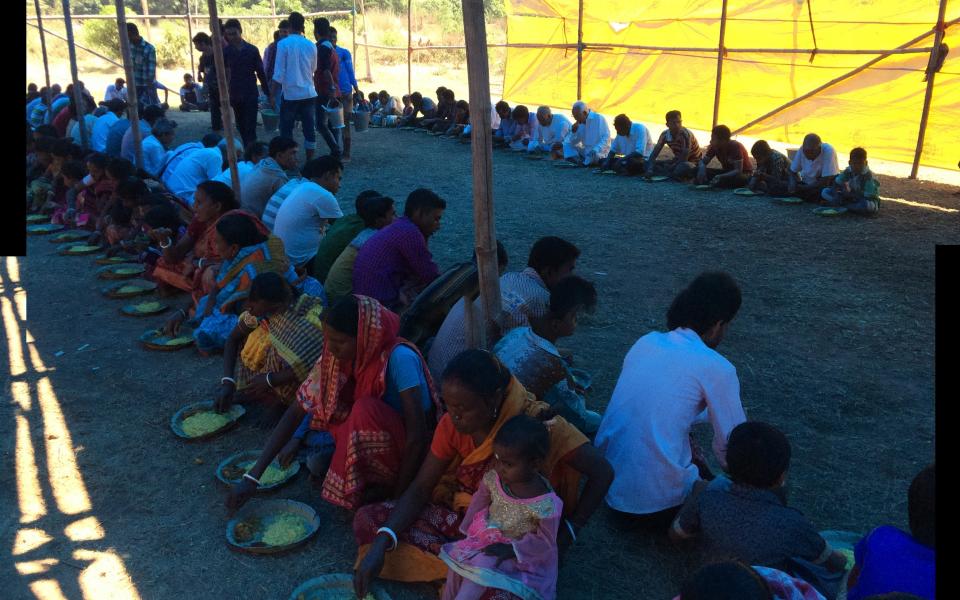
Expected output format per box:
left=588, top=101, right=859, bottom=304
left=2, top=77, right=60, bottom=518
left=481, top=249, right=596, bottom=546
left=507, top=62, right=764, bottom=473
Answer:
left=3, top=111, right=954, bottom=599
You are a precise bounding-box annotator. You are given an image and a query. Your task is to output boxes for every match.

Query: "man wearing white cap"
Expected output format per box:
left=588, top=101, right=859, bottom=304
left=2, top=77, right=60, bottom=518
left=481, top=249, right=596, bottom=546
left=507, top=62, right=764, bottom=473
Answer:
left=562, top=101, right=610, bottom=166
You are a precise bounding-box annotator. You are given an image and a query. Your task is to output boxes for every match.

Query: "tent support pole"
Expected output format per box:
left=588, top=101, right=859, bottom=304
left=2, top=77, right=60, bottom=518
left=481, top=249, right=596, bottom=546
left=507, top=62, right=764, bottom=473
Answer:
left=33, top=0, right=53, bottom=123
left=910, top=0, right=949, bottom=179
left=115, top=0, right=143, bottom=171
left=732, top=27, right=942, bottom=136
left=461, top=0, right=501, bottom=349
left=186, top=0, right=195, bottom=79
left=407, top=0, right=412, bottom=95
left=62, top=0, right=90, bottom=150
left=352, top=1, right=357, bottom=70
left=208, top=0, right=241, bottom=196
left=712, top=0, right=728, bottom=128
left=357, top=0, right=372, bottom=82
left=576, top=0, right=584, bottom=100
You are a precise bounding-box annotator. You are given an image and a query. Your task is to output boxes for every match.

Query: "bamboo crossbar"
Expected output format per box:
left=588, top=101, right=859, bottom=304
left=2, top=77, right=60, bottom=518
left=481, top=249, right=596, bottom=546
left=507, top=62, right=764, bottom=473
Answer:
left=26, top=11, right=351, bottom=21
left=355, top=41, right=934, bottom=54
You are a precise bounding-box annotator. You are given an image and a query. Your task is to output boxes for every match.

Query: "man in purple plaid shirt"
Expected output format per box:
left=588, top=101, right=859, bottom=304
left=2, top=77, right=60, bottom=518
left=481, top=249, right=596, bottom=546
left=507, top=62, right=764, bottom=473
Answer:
left=352, top=188, right=446, bottom=311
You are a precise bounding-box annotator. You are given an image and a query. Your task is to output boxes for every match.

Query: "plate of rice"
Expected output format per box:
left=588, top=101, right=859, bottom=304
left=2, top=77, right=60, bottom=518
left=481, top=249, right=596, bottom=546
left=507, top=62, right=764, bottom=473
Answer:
left=120, top=301, right=169, bottom=317
left=170, top=400, right=246, bottom=440
left=94, top=255, right=137, bottom=265
left=226, top=499, right=320, bottom=554
left=27, top=223, right=65, bottom=235
left=139, top=327, right=195, bottom=351
left=27, top=214, right=49, bottom=224
left=50, top=230, right=91, bottom=243
left=216, top=450, right=301, bottom=491
left=57, top=243, right=102, bottom=256
left=98, top=263, right=146, bottom=279
left=102, top=279, right=157, bottom=299
left=288, top=574, right=392, bottom=600
left=813, top=206, right=847, bottom=216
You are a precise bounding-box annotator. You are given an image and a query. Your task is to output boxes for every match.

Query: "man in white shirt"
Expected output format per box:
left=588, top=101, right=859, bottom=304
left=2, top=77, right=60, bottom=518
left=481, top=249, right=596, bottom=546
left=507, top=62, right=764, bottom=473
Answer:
left=141, top=118, right=177, bottom=178
left=212, top=140, right=267, bottom=186
left=271, top=12, right=319, bottom=159
left=563, top=101, right=611, bottom=166
left=104, top=78, right=127, bottom=102
left=597, top=114, right=654, bottom=175
left=594, top=271, right=746, bottom=533
left=527, top=106, right=571, bottom=157
left=163, top=140, right=228, bottom=206
left=272, top=156, right=344, bottom=268
left=90, top=99, right=126, bottom=152
left=121, top=104, right=165, bottom=165
left=788, top=133, right=840, bottom=202
left=261, top=176, right=304, bottom=230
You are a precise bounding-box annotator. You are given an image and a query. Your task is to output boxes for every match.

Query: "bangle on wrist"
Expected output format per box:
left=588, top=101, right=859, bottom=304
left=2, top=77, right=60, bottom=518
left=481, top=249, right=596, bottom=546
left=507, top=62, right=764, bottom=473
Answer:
left=242, top=472, right=260, bottom=486
left=265, top=372, right=274, bottom=388
left=221, top=376, right=236, bottom=386
left=376, top=527, right=398, bottom=551
left=176, top=308, right=187, bottom=319
left=159, top=238, right=172, bottom=249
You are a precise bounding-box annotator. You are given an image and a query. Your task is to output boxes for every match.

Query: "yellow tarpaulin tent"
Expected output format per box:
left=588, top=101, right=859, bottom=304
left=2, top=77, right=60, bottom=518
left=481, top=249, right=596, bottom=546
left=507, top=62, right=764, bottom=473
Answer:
left=503, top=0, right=958, bottom=172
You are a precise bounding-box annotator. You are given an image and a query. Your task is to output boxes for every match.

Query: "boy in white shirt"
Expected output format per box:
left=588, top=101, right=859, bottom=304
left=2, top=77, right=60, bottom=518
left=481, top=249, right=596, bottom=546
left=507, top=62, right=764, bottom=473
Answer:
left=272, top=155, right=345, bottom=268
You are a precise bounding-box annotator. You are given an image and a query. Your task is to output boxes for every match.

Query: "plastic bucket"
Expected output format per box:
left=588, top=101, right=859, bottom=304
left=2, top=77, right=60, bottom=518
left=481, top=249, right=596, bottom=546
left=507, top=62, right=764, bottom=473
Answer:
left=261, top=109, right=279, bottom=133
left=353, top=110, right=370, bottom=132
left=324, top=99, right=344, bottom=129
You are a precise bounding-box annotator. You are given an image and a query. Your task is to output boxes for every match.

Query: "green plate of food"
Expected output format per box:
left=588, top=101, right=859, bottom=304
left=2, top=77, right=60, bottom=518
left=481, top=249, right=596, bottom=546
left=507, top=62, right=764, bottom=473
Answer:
left=692, top=184, right=713, bottom=190
left=57, top=243, right=102, bottom=256
left=119, top=300, right=169, bottom=317
left=227, top=499, right=320, bottom=555
left=170, top=400, right=246, bottom=440
left=288, top=574, right=392, bottom=600
left=774, top=196, right=804, bottom=204
left=216, top=450, right=301, bottom=491
left=734, top=188, right=758, bottom=196
left=50, top=230, right=90, bottom=243
left=27, top=223, right=65, bottom=235
left=94, top=254, right=137, bottom=265
left=647, top=175, right=670, bottom=182
left=813, top=206, right=847, bottom=216
left=139, top=327, right=195, bottom=351
left=102, top=279, right=157, bottom=299
left=27, top=214, right=49, bottom=224
left=553, top=161, right=580, bottom=168
left=399, top=126, right=416, bottom=131
left=98, top=263, right=146, bottom=279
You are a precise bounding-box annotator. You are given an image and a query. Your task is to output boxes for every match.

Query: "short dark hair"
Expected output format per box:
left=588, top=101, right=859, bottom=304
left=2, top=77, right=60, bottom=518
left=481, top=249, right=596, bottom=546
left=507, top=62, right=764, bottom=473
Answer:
left=60, top=160, right=85, bottom=181
left=358, top=195, right=395, bottom=228
left=249, top=272, right=293, bottom=305
left=680, top=561, right=772, bottom=600
left=196, top=180, right=238, bottom=211
left=325, top=295, right=359, bottom=336
left=410, top=92, right=423, bottom=103
left=201, top=132, right=223, bottom=148
left=142, top=104, right=165, bottom=123
left=354, top=189, right=383, bottom=213
left=215, top=213, right=266, bottom=248
left=34, top=137, right=56, bottom=153
left=84, top=152, right=109, bottom=169
left=495, top=100, right=510, bottom=113
left=712, top=124, right=732, bottom=142
left=116, top=176, right=149, bottom=201
left=726, top=422, right=791, bottom=488
left=314, top=17, right=330, bottom=36
left=192, top=32, right=212, bottom=45
left=751, top=140, right=771, bottom=156
left=223, top=18, right=242, bottom=33
left=51, top=139, right=73, bottom=158
left=278, top=19, right=290, bottom=29
left=613, top=114, right=631, bottom=129
left=330, top=26, right=338, bottom=35
left=243, top=141, right=269, bottom=162
left=126, top=23, right=139, bottom=37
left=404, top=188, right=446, bottom=217
left=908, top=464, right=935, bottom=547
left=512, top=105, right=529, bottom=122
left=302, top=155, right=343, bottom=179
left=850, top=147, right=868, bottom=161
left=666, top=271, right=741, bottom=334
left=548, top=275, right=597, bottom=318
left=527, top=236, right=580, bottom=273
left=494, top=414, right=550, bottom=462
left=442, top=349, right=512, bottom=404
left=666, top=110, right=682, bottom=121
left=143, top=203, right=182, bottom=230
left=268, top=136, right=298, bottom=157
left=288, top=12, right=305, bottom=32
left=106, top=158, right=136, bottom=180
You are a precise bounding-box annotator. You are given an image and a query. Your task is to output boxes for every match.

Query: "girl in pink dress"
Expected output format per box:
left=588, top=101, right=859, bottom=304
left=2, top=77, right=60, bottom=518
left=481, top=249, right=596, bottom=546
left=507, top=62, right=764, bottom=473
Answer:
left=439, top=415, right=563, bottom=600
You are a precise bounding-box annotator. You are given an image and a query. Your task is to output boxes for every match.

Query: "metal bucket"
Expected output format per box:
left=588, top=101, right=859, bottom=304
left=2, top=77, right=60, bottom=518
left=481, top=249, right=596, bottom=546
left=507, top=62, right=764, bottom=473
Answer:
left=324, top=99, right=344, bottom=129
left=260, top=109, right=279, bottom=133
left=353, top=110, right=370, bottom=132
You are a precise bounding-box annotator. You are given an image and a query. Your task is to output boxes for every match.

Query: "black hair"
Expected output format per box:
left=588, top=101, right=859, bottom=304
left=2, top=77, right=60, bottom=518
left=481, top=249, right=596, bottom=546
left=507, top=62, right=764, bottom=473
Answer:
left=908, top=464, right=935, bottom=547
left=34, top=124, right=58, bottom=138
left=51, top=139, right=73, bottom=158
left=726, top=422, right=791, bottom=488
left=192, top=31, right=212, bottom=45
left=106, top=158, right=136, bottom=180
left=355, top=189, right=384, bottom=213
left=215, top=213, right=265, bottom=248
left=404, top=188, right=446, bottom=218
left=196, top=180, right=239, bottom=211
left=471, top=241, right=509, bottom=267
left=494, top=414, right=550, bottom=462
left=116, top=177, right=149, bottom=201
left=140, top=193, right=172, bottom=208
left=314, top=17, right=330, bottom=36
left=613, top=113, right=631, bottom=129
left=456, top=100, right=469, bottom=111
left=126, top=23, right=139, bottom=37
left=34, top=137, right=56, bottom=153
left=302, top=155, right=343, bottom=179
left=666, top=109, right=682, bottom=121
left=512, top=105, right=529, bottom=122
left=495, top=100, right=510, bottom=113
left=223, top=18, right=242, bottom=33
left=666, top=271, right=742, bottom=334
left=84, top=152, right=109, bottom=169
left=324, top=295, right=359, bottom=336
left=68, top=143, right=86, bottom=161
left=751, top=140, right=771, bottom=156
left=330, top=26, right=338, bottom=35
left=442, top=349, right=512, bottom=403
left=358, top=195, right=395, bottom=228
left=28, top=83, right=37, bottom=91
left=288, top=12, right=305, bottom=32
left=548, top=275, right=597, bottom=318
left=109, top=201, right=132, bottom=226
left=279, top=19, right=290, bottom=29
left=268, top=136, right=297, bottom=157
left=243, top=141, right=269, bottom=162
left=527, top=236, right=580, bottom=273
left=680, top=561, right=772, bottom=600
left=410, top=92, right=423, bottom=103
left=201, top=132, right=223, bottom=148
left=711, top=124, right=732, bottom=142
left=60, top=160, right=86, bottom=181
left=249, top=272, right=293, bottom=305
left=442, top=89, right=455, bottom=101
left=143, top=203, right=182, bottom=230
left=850, top=147, right=868, bottom=161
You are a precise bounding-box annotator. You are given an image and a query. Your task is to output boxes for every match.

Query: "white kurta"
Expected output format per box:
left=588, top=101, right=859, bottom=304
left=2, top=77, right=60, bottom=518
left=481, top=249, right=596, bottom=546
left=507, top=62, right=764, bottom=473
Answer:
left=609, top=122, right=654, bottom=158
left=527, top=113, right=572, bottom=152
left=562, top=111, right=611, bottom=164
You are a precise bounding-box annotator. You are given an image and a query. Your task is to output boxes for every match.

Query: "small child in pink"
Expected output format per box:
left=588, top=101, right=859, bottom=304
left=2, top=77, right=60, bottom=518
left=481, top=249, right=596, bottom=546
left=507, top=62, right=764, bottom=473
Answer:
left=440, top=414, right=562, bottom=600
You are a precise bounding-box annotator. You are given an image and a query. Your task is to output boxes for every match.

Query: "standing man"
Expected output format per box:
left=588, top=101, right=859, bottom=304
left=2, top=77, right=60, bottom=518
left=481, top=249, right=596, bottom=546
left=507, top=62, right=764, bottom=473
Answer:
left=264, top=19, right=290, bottom=94
left=330, top=27, right=360, bottom=161
left=313, top=18, right=341, bottom=158
left=272, top=12, right=318, bottom=161
left=193, top=32, right=221, bottom=132
left=222, top=19, right=271, bottom=149
left=126, top=24, right=159, bottom=107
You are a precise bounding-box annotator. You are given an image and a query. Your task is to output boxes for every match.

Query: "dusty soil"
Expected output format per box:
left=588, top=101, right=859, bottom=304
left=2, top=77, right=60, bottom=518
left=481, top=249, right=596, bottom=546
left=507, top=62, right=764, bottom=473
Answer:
left=3, top=111, right=954, bottom=599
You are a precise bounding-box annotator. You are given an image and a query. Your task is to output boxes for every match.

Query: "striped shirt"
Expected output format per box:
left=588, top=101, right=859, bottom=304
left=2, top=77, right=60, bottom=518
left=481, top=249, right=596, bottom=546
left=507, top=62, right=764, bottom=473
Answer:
left=658, top=127, right=703, bottom=162
left=352, top=217, right=440, bottom=309
left=261, top=177, right=306, bottom=230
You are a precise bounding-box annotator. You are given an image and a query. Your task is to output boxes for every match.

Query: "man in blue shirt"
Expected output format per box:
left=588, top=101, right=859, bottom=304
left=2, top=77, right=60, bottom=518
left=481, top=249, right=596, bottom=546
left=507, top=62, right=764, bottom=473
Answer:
left=330, top=27, right=360, bottom=161
left=223, top=19, right=271, bottom=149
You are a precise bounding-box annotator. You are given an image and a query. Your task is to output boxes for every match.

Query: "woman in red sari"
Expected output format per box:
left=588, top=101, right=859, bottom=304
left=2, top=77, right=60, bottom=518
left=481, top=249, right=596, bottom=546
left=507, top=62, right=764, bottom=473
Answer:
left=227, top=294, right=440, bottom=512
left=150, top=180, right=238, bottom=298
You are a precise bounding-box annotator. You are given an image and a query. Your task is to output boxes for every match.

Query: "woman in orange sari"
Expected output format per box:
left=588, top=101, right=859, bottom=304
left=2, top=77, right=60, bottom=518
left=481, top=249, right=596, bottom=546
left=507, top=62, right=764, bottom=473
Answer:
left=150, top=180, right=238, bottom=298
left=352, top=350, right=615, bottom=598
left=226, top=294, right=440, bottom=512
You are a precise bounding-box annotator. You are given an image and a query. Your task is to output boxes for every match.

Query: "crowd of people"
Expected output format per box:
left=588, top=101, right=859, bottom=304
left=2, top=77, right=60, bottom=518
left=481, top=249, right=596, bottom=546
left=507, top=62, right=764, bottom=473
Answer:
left=25, top=9, right=928, bottom=600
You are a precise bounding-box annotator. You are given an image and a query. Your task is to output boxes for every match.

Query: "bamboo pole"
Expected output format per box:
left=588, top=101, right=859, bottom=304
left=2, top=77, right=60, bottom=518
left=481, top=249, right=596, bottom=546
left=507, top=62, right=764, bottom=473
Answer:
left=407, top=0, right=413, bottom=96
left=115, top=0, right=144, bottom=171
left=461, top=0, right=501, bottom=349
left=357, top=0, right=372, bottom=81
left=61, top=0, right=89, bottom=150
left=732, top=27, right=944, bottom=136
left=270, top=0, right=277, bottom=30
left=576, top=0, right=584, bottom=100
left=910, top=0, right=949, bottom=179
left=32, top=0, right=53, bottom=124
left=712, top=0, right=728, bottom=128
left=352, top=1, right=357, bottom=69
left=207, top=0, right=241, bottom=197
left=186, top=0, right=195, bottom=78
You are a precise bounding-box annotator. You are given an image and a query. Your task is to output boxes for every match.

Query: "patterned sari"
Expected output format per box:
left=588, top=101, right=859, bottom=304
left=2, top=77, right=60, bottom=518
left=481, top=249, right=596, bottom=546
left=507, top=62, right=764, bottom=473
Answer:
left=152, top=216, right=221, bottom=295
left=297, top=295, right=440, bottom=511
left=352, top=378, right=588, bottom=584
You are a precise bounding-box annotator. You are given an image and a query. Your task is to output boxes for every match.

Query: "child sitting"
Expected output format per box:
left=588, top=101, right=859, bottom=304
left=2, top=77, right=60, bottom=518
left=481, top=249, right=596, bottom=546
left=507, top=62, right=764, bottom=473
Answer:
left=492, top=101, right=514, bottom=147
left=444, top=100, right=469, bottom=137
left=507, top=105, right=535, bottom=150
left=820, top=147, right=880, bottom=215
left=401, top=94, right=413, bottom=117
left=439, top=414, right=563, bottom=600
left=50, top=160, right=86, bottom=226
left=670, top=421, right=848, bottom=599
left=74, top=152, right=115, bottom=229
left=845, top=464, right=934, bottom=600
left=748, top=141, right=795, bottom=196
left=675, top=560, right=826, bottom=600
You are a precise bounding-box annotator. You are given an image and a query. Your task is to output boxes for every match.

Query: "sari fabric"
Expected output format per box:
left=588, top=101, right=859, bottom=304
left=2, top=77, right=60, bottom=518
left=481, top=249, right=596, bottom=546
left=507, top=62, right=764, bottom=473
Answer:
left=152, top=216, right=220, bottom=294
left=353, top=378, right=587, bottom=583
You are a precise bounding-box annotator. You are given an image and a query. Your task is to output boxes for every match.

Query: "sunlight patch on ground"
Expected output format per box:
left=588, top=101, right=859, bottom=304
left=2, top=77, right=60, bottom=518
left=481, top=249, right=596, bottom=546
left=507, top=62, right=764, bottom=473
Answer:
left=15, top=412, right=46, bottom=524
left=28, top=579, right=69, bottom=600
left=13, top=528, right=53, bottom=556
left=880, top=195, right=959, bottom=213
